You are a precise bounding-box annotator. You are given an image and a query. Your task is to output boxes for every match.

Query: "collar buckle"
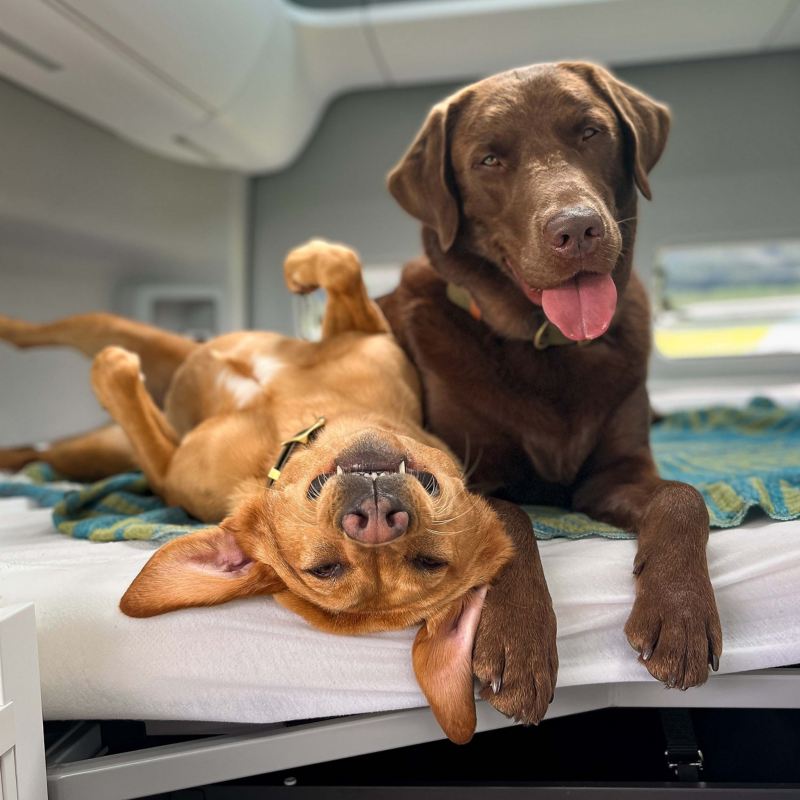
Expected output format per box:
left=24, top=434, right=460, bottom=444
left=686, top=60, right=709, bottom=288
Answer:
left=266, top=416, right=326, bottom=487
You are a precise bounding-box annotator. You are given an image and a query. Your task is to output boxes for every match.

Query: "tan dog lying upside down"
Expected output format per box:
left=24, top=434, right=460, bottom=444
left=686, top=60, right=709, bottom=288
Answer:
left=0, top=240, right=557, bottom=743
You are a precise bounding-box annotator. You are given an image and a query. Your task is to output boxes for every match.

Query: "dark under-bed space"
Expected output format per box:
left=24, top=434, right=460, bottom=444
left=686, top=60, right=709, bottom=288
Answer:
left=101, top=706, right=800, bottom=797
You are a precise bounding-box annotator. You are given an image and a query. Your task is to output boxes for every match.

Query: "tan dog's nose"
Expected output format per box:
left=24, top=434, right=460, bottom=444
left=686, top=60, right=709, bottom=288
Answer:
left=545, top=206, right=604, bottom=258
left=341, top=494, right=410, bottom=544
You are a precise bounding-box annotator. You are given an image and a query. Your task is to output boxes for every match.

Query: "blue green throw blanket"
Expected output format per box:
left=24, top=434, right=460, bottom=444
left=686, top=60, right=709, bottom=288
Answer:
left=1, top=398, right=798, bottom=542
left=0, top=466, right=207, bottom=543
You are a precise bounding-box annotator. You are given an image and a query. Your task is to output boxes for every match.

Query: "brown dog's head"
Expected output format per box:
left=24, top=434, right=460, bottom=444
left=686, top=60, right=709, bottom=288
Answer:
left=120, top=417, right=513, bottom=743
left=388, top=61, right=670, bottom=342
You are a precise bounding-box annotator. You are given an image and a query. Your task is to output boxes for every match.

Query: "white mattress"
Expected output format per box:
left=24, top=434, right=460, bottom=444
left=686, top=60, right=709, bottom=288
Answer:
left=1, top=495, right=799, bottom=723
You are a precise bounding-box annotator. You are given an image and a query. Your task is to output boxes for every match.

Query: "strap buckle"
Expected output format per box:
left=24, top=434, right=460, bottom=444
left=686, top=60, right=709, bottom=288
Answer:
left=665, top=747, right=704, bottom=780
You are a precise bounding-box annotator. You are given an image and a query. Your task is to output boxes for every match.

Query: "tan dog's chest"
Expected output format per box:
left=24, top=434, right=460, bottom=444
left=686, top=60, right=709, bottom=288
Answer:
left=164, top=331, right=422, bottom=442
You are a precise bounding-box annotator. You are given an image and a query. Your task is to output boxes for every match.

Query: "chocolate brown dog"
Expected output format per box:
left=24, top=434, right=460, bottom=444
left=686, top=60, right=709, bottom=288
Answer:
left=380, top=61, right=722, bottom=691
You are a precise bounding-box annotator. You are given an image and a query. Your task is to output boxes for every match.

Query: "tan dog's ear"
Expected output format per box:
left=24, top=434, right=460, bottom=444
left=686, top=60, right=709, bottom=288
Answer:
left=412, top=585, right=487, bottom=744
left=120, top=523, right=284, bottom=618
left=388, top=95, right=466, bottom=252
left=563, top=62, right=670, bottom=200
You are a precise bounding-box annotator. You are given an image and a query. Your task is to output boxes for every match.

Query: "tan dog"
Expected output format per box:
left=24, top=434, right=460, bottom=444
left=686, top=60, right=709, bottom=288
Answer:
left=0, top=240, right=553, bottom=743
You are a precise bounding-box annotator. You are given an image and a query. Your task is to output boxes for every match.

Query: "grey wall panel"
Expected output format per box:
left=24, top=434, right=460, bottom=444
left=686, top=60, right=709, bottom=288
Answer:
left=0, top=77, right=247, bottom=445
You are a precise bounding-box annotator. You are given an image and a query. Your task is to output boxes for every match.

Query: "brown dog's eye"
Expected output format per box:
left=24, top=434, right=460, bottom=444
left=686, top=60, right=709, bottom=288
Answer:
left=582, top=127, right=600, bottom=141
left=306, top=562, right=344, bottom=579
left=480, top=154, right=501, bottom=167
left=410, top=555, right=448, bottom=572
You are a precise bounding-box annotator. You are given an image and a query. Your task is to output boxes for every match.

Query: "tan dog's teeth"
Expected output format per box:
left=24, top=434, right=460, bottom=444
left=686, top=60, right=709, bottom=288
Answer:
left=336, top=465, right=343, bottom=476
left=399, top=460, right=406, bottom=474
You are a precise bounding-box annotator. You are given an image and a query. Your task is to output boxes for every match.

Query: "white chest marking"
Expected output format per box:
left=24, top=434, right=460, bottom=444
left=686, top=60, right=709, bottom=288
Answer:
left=217, top=371, right=262, bottom=408
left=252, top=356, right=284, bottom=386
left=217, top=355, right=285, bottom=410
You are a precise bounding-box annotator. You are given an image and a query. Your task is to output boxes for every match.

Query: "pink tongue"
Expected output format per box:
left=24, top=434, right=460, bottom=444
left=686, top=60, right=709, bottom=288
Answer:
left=541, top=273, right=618, bottom=341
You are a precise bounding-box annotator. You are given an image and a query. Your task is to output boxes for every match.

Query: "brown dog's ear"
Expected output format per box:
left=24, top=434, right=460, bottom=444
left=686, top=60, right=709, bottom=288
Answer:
left=563, top=62, right=670, bottom=201
left=412, top=585, right=487, bottom=744
left=388, top=96, right=465, bottom=252
left=120, top=523, right=284, bottom=618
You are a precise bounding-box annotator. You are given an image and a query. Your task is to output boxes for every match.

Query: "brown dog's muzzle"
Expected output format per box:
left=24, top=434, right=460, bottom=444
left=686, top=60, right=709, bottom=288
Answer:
left=337, top=473, right=411, bottom=545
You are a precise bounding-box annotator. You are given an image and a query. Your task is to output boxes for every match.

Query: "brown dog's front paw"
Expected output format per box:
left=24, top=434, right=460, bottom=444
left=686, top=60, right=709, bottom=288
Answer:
left=473, top=594, right=558, bottom=725
left=625, top=576, right=722, bottom=690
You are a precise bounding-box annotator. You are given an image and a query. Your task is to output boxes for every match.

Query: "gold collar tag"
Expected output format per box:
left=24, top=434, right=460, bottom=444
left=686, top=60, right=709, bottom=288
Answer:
left=267, top=416, right=326, bottom=486
left=533, top=320, right=592, bottom=350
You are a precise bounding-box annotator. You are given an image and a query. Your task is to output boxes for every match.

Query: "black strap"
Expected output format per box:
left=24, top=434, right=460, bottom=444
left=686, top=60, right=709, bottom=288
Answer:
left=661, top=709, right=704, bottom=781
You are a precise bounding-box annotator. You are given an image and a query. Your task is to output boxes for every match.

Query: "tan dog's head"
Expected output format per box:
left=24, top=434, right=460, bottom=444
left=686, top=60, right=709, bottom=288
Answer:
left=388, top=61, right=670, bottom=342
left=120, top=418, right=513, bottom=744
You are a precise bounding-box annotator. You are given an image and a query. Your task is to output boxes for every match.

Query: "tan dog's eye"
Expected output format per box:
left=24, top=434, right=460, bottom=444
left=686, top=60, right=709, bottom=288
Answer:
left=306, top=562, right=344, bottom=579
left=582, top=127, right=600, bottom=141
left=307, top=473, right=332, bottom=500
left=410, top=555, right=448, bottom=572
left=408, top=468, right=440, bottom=496
left=480, top=154, right=501, bottom=167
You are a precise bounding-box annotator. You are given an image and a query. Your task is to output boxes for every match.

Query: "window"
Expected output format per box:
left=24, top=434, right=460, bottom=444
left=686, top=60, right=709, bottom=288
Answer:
left=653, top=240, right=800, bottom=360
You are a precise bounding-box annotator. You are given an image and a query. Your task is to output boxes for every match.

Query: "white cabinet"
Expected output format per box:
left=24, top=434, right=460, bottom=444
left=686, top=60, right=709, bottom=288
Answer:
left=0, top=605, right=46, bottom=800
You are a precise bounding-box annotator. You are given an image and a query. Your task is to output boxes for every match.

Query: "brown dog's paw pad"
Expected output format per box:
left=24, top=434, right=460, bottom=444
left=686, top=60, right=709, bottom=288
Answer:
left=473, top=608, right=558, bottom=727
left=625, top=589, right=722, bottom=691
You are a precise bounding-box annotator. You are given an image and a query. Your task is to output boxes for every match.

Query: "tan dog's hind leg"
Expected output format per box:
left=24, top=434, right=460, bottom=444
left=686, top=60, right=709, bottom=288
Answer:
left=91, top=346, right=178, bottom=495
left=284, top=239, right=390, bottom=338
left=0, top=312, right=197, bottom=405
left=0, top=425, right=136, bottom=480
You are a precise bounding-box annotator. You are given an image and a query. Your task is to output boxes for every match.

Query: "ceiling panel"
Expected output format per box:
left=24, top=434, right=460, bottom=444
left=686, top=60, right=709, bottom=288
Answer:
left=369, top=0, right=792, bottom=84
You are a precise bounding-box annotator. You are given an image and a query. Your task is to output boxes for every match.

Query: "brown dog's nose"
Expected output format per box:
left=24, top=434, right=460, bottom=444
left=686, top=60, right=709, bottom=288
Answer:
left=545, top=207, right=604, bottom=258
left=341, top=494, right=410, bottom=545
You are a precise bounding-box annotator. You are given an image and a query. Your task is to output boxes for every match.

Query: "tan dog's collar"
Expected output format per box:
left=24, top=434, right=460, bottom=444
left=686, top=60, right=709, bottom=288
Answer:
left=446, top=282, right=592, bottom=351
left=267, top=417, right=326, bottom=486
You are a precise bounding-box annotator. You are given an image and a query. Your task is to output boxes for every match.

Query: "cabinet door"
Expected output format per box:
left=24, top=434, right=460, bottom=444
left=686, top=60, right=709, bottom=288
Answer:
left=0, top=605, right=46, bottom=800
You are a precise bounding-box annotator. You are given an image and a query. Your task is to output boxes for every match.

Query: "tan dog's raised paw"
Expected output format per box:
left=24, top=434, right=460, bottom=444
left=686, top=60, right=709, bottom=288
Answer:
left=91, top=346, right=143, bottom=412
left=284, top=239, right=361, bottom=295
left=0, top=315, right=37, bottom=347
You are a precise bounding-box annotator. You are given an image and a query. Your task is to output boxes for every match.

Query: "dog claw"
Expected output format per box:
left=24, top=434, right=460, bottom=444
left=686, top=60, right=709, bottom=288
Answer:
left=711, top=653, right=720, bottom=672
left=641, top=647, right=653, bottom=662
left=491, top=678, right=502, bottom=694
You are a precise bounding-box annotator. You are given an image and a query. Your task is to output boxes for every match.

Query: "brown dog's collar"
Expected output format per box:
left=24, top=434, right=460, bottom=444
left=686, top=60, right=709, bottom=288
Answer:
left=446, top=282, right=592, bottom=351
left=267, top=417, right=326, bottom=486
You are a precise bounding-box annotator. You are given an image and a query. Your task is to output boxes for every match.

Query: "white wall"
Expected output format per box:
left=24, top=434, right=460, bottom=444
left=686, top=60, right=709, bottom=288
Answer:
left=251, top=50, right=800, bottom=382
left=0, top=77, right=248, bottom=445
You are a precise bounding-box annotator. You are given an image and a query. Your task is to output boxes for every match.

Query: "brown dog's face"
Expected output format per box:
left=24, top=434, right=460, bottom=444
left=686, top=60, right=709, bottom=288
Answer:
left=120, top=419, right=512, bottom=743
left=389, top=62, right=670, bottom=342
